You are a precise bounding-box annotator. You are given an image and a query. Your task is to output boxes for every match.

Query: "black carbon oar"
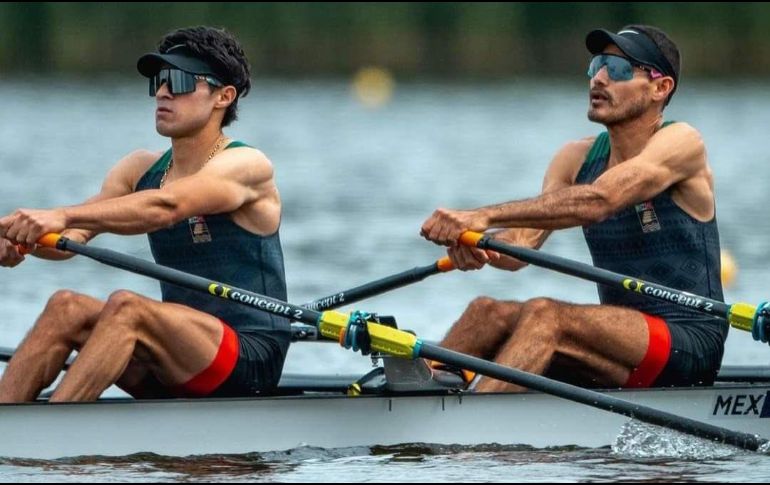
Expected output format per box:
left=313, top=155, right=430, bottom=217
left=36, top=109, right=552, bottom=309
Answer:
left=459, top=231, right=766, bottom=338
left=303, top=257, right=453, bottom=311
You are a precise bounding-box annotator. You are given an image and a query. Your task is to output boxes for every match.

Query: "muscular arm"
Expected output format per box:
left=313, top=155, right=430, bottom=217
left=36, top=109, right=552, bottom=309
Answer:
left=482, top=123, right=706, bottom=229
left=422, top=122, right=707, bottom=246
left=3, top=149, right=158, bottom=260
left=444, top=139, right=588, bottom=271
left=12, top=148, right=274, bottom=244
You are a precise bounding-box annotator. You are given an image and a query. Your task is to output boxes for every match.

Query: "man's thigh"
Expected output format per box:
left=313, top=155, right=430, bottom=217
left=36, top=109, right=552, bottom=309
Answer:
left=124, top=297, right=227, bottom=389
left=546, top=302, right=652, bottom=387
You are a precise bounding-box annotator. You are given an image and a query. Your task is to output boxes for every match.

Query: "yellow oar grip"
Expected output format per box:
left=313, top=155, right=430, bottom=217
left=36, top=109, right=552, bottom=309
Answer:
left=728, top=302, right=757, bottom=332
left=318, top=311, right=418, bottom=359
left=459, top=231, right=484, bottom=247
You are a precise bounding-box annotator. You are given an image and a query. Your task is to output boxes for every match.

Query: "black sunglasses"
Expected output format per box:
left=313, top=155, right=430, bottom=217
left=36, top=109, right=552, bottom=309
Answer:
left=149, top=68, right=224, bottom=97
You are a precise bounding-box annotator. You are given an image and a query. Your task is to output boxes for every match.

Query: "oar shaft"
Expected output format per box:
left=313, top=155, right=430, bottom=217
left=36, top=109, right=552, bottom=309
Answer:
left=50, top=236, right=323, bottom=326
left=45, top=235, right=417, bottom=358
left=460, top=232, right=736, bottom=322
left=419, top=343, right=765, bottom=451
left=303, top=257, right=453, bottom=311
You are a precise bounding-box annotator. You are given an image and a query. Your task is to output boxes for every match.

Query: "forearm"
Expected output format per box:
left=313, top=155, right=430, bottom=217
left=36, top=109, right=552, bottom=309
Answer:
left=480, top=185, right=611, bottom=230
left=63, top=190, right=178, bottom=235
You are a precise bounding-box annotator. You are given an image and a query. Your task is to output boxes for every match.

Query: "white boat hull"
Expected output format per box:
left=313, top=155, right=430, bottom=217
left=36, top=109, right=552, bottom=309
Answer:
left=2, top=383, right=769, bottom=459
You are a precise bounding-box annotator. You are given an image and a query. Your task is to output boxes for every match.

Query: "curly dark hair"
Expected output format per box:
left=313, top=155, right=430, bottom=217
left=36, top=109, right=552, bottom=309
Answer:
left=157, top=26, right=251, bottom=127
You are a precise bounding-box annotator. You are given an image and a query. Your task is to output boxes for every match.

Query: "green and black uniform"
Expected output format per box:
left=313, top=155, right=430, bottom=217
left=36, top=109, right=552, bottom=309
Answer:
left=575, top=127, right=726, bottom=386
left=135, top=141, right=291, bottom=396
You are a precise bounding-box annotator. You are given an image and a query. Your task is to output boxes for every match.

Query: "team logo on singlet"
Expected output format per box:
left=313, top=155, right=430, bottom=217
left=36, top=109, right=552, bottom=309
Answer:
left=188, top=216, right=212, bottom=243
left=635, top=201, right=661, bottom=233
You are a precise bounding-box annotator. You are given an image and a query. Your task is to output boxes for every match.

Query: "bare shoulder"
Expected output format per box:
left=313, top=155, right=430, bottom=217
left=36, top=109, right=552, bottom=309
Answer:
left=657, top=121, right=701, bottom=137
left=556, top=137, right=595, bottom=161
left=653, top=122, right=705, bottom=150
left=221, top=146, right=274, bottom=168
left=646, top=122, right=706, bottom=168
left=110, top=149, right=162, bottom=175
left=208, top=146, right=273, bottom=174
left=207, top=145, right=276, bottom=184
left=103, top=149, right=163, bottom=192
left=544, top=137, right=596, bottom=185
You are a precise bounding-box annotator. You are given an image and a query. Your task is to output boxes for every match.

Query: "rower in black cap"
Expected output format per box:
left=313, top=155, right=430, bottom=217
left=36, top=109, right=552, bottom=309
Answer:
left=421, top=25, right=727, bottom=393
left=0, top=26, right=292, bottom=402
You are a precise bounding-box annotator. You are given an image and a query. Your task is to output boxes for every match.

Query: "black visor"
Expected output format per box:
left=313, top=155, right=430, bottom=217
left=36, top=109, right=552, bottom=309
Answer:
left=585, top=29, right=676, bottom=84
left=137, top=44, right=220, bottom=78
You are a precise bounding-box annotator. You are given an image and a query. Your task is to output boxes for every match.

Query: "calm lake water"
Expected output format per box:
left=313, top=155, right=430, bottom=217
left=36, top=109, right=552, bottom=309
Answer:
left=1, top=77, right=770, bottom=481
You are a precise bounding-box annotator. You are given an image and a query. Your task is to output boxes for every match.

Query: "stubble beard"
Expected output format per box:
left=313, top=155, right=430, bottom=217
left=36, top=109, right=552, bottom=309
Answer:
left=588, top=97, right=649, bottom=126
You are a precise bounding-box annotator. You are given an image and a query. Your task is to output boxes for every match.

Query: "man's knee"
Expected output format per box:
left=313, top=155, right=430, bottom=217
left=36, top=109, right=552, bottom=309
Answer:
left=462, top=297, right=525, bottom=335
left=101, top=291, right=149, bottom=330
left=35, top=290, right=94, bottom=336
left=104, top=290, right=144, bottom=311
left=467, top=296, right=500, bottom=315
left=519, top=298, right=563, bottom=332
left=468, top=296, right=521, bottom=313
left=522, top=297, right=562, bottom=314
left=45, top=290, right=84, bottom=314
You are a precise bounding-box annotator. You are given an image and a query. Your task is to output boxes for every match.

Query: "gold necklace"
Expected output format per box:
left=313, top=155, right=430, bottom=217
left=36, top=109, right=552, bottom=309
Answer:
left=160, top=134, right=226, bottom=188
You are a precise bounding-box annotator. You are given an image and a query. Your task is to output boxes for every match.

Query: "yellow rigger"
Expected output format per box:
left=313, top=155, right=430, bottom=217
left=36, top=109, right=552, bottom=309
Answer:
left=317, top=311, right=418, bottom=359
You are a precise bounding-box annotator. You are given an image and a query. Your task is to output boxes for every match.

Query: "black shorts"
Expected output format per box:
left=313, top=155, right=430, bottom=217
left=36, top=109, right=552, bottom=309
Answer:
left=624, top=314, right=725, bottom=388
left=175, top=322, right=287, bottom=398
left=212, top=329, right=287, bottom=397
left=653, top=321, right=725, bottom=387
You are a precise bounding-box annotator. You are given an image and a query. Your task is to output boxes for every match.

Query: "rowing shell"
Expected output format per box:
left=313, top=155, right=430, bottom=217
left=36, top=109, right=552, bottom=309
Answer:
left=2, top=379, right=768, bottom=459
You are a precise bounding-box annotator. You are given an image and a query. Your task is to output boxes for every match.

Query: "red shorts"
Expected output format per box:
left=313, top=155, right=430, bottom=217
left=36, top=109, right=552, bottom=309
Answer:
left=624, top=313, right=671, bottom=388
left=174, top=321, right=240, bottom=397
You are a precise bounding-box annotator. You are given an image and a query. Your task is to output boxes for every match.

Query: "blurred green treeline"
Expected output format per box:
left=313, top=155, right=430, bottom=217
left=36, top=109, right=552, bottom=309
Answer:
left=1, top=2, right=769, bottom=78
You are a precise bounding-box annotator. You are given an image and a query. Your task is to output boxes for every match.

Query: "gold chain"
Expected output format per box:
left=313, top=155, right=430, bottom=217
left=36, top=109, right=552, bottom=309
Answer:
left=160, top=134, right=226, bottom=188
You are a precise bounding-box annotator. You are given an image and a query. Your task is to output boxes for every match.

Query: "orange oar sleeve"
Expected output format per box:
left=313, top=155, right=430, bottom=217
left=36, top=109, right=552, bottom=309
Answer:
left=437, top=257, right=454, bottom=272
left=459, top=231, right=484, bottom=247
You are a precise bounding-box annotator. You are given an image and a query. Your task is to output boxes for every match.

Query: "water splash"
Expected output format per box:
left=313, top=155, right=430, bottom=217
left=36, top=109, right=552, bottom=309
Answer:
left=757, top=440, right=770, bottom=454
left=612, top=420, right=740, bottom=459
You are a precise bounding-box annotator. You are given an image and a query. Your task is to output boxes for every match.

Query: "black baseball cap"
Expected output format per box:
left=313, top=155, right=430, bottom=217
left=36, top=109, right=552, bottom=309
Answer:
left=137, top=44, right=221, bottom=79
left=586, top=27, right=678, bottom=97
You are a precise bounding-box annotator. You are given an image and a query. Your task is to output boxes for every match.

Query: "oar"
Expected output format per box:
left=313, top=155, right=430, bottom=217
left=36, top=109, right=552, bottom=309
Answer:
left=294, top=257, right=453, bottom=340
left=0, top=347, right=14, bottom=364
left=28, top=233, right=767, bottom=451
left=459, top=231, right=766, bottom=339
left=717, top=366, right=770, bottom=383
left=0, top=346, right=74, bottom=370
left=303, top=257, right=454, bottom=311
